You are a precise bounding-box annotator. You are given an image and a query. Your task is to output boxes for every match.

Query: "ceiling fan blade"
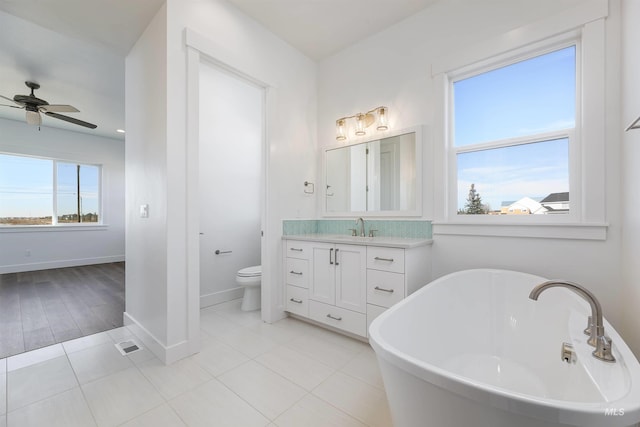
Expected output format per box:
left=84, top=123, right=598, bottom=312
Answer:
left=40, top=104, right=80, bottom=113
left=1, top=104, right=23, bottom=109
left=1, top=94, right=21, bottom=105
left=26, top=110, right=42, bottom=126
left=45, top=112, right=97, bottom=129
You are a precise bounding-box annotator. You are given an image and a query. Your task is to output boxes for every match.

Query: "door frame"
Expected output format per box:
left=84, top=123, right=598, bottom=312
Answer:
left=185, top=29, right=273, bottom=356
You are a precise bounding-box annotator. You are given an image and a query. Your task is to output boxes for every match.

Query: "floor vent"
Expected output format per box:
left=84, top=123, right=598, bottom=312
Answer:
left=115, top=339, right=142, bottom=356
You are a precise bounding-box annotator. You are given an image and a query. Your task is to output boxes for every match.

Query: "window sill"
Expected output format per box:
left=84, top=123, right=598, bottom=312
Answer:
left=0, top=224, right=109, bottom=233
left=432, top=222, right=607, bottom=240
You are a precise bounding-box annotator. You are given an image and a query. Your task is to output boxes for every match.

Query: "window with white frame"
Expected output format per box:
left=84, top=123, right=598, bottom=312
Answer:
left=0, top=153, right=101, bottom=226
left=450, top=44, right=577, bottom=217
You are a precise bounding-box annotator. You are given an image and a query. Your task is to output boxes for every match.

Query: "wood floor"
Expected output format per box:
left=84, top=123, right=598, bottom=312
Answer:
left=0, top=262, right=125, bottom=359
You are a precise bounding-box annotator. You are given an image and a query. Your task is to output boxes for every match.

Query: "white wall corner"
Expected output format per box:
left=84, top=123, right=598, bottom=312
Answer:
left=123, top=312, right=193, bottom=365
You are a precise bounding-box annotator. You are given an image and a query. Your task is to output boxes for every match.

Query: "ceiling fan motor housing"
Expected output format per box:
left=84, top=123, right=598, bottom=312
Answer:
left=13, top=94, right=49, bottom=107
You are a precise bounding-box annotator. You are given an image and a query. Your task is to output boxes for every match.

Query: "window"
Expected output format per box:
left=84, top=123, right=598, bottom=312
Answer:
left=57, top=162, right=100, bottom=224
left=0, top=153, right=101, bottom=226
left=451, top=45, right=576, bottom=217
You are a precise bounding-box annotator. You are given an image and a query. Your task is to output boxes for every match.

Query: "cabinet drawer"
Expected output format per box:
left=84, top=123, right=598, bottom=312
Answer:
left=367, top=247, right=405, bottom=273
left=286, top=258, right=309, bottom=288
left=309, top=300, right=366, bottom=337
left=286, top=285, right=309, bottom=317
left=286, top=240, right=312, bottom=260
left=367, top=270, right=405, bottom=308
left=366, top=304, right=387, bottom=337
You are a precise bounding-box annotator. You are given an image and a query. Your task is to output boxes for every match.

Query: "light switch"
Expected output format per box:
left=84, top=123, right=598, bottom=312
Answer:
left=140, top=204, right=149, bottom=218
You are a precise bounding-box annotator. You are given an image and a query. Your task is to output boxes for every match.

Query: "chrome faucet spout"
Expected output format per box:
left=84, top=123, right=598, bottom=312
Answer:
left=355, top=217, right=365, bottom=237
left=529, top=280, right=615, bottom=362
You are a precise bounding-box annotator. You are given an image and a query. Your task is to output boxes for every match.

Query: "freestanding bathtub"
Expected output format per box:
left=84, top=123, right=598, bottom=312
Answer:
left=369, top=269, right=640, bottom=427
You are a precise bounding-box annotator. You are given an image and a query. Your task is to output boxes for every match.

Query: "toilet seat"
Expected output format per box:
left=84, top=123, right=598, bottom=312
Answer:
left=237, top=265, right=261, bottom=278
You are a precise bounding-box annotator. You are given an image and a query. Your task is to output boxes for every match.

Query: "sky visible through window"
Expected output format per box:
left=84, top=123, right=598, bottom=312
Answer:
left=57, top=162, right=99, bottom=219
left=0, top=154, right=52, bottom=218
left=454, top=46, right=575, bottom=211
left=0, top=153, right=99, bottom=222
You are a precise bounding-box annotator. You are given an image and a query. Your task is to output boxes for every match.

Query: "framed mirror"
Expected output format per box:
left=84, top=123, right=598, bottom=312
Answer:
left=323, top=126, right=422, bottom=217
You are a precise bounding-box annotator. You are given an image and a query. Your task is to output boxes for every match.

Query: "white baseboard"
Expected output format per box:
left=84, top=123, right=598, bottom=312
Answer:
left=200, top=287, right=244, bottom=308
left=123, top=312, right=194, bottom=365
left=0, top=255, right=125, bottom=274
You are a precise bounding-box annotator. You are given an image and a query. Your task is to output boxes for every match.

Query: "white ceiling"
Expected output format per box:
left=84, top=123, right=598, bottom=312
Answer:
left=226, top=0, right=439, bottom=60
left=0, top=0, right=586, bottom=142
left=0, top=0, right=441, bottom=141
left=0, top=0, right=164, bottom=140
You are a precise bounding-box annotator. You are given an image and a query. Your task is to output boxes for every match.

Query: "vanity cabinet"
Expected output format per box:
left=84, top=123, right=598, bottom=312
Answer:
left=310, top=243, right=367, bottom=312
left=309, top=243, right=367, bottom=336
left=284, top=236, right=431, bottom=339
left=284, top=241, right=312, bottom=317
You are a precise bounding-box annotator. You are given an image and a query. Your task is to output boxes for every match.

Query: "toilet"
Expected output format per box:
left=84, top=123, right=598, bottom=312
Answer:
left=235, top=265, right=261, bottom=311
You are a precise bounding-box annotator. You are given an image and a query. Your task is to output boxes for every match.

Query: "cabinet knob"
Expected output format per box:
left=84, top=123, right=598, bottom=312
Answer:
left=290, top=298, right=303, bottom=304
left=374, top=286, right=394, bottom=293
left=289, top=270, right=303, bottom=275
left=374, top=256, right=394, bottom=262
left=326, top=314, right=342, bottom=321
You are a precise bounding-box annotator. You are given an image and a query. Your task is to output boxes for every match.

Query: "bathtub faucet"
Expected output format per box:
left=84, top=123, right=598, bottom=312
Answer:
left=529, top=280, right=615, bottom=363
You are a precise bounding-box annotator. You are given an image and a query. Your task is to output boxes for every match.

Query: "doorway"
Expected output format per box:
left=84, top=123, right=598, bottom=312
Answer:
left=198, top=61, right=264, bottom=309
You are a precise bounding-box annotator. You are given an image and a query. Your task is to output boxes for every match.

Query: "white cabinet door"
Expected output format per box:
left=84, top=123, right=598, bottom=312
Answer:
left=335, top=244, right=367, bottom=313
left=310, top=243, right=335, bottom=305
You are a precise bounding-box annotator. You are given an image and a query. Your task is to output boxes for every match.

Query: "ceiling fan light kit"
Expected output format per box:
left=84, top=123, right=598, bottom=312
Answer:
left=0, top=81, right=97, bottom=129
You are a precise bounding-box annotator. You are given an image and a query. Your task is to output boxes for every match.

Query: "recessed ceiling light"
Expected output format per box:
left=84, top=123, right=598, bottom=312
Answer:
left=116, top=129, right=125, bottom=134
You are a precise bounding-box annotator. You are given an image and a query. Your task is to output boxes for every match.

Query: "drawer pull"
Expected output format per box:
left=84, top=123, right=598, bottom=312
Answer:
left=374, top=256, right=394, bottom=262
left=326, top=314, right=342, bottom=321
left=374, top=286, right=394, bottom=293
left=289, top=270, right=303, bottom=275
left=289, top=298, right=303, bottom=304
left=290, top=247, right=303, bottom=252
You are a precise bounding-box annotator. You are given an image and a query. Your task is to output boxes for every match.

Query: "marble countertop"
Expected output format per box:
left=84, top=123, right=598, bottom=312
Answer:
left=282, top=233, right=432, bottom=249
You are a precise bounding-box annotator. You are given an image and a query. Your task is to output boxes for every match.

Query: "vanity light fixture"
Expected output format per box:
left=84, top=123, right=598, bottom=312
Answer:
left=335, top=106, right=389, bottom=141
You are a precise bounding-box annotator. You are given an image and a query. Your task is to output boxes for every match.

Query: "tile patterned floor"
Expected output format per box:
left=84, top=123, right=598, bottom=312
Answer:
left=0, top=299, right=393, bottom=426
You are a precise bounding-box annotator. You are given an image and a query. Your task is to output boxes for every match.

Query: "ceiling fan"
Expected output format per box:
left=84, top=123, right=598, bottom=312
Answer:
left=0, top=81, right=97, bottom=129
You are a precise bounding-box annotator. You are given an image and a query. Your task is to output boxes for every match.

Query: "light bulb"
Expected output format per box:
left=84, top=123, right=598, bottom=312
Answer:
left=336, top=119, right=347, bottom=141
left=377, top=107, right=388, bottom=131
left=355, top=114, right=366, bottom=136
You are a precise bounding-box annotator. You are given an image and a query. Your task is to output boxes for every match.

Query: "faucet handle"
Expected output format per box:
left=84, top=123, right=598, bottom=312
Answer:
left=348, top=228, right=357, bottom=236
left=593, top=335, right=616, bottom=362
left=584, top=315, right=594, bottom=338
left=368, top=229, right=378, bottom=237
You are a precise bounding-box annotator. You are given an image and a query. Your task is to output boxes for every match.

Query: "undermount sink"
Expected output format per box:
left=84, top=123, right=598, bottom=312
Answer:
left=331, top=235, right=374, bottom=241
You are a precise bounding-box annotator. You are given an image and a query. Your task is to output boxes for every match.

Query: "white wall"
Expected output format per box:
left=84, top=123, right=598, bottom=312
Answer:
left=621, top=0, right=640, bottom=356
left=125, top=0, right=317, bottom=362
left=166, top=0, right=317, bottom=339
left=198, top=62, right=262, bottom=304
left=0, top=117, right=125, bottom=273
left=124, top=4, right=169, bottom=353
left=318, top=0, right=627, bottom=333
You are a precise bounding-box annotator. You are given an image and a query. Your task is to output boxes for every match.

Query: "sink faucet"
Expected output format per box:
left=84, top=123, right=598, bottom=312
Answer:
left=355, top=217, right=365, bottom=237
left=529, top=280, right=615, bottom=362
